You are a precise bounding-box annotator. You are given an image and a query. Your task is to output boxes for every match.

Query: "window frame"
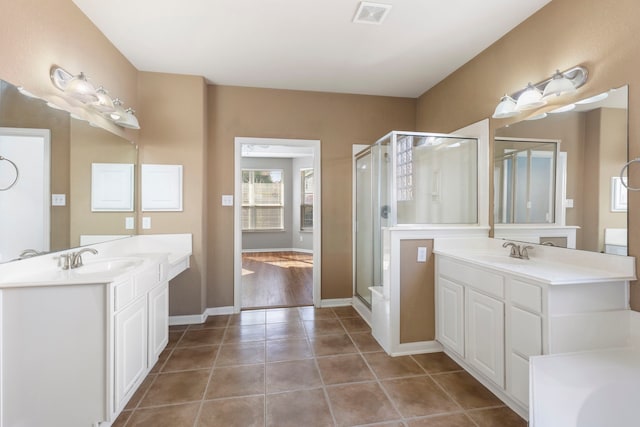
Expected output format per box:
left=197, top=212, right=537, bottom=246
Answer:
left=242, top=168, right=285, bottom=232
left=300, top=168, right=313, bottom=231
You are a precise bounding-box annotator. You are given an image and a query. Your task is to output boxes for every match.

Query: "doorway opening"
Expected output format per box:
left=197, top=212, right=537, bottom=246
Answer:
left=234, top=138, right=321, bottom=312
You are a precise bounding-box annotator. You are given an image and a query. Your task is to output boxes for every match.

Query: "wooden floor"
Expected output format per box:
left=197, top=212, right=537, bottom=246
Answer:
left=241, top=251, right=313, bottom=309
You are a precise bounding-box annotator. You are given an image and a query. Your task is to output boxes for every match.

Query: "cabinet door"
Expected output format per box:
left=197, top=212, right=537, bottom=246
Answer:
left=114, top=296, right=148, bottom=411
left=507, top=306, right=542, bottom=409
left=437, top=277, right=465, bottom=357
left=148, top=281, right=169, bottom=367
left=509, top=352, right=531, bottom=407
left=466, top=289, right=504, bottom=387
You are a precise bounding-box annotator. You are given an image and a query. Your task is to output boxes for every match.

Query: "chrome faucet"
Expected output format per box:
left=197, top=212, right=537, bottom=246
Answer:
left=59, top=248, right=99, bottom=270
left=70, top=248, right=98, bottom=268
left=502, top=241, right=534, bottom=260
left=502, top=241, right=520, bottom=258
left=520, top=245, right=534, bottom=260
left=19, top=248, right=43, bottom=259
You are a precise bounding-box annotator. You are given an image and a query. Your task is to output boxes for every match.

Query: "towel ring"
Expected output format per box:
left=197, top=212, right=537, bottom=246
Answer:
left=620, top=158, right=640, bottom=191
left=0, top=156, right=19, bottom=191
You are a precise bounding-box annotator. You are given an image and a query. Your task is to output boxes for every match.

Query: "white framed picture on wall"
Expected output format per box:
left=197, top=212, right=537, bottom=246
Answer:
left=141, top=164, right=183, bottom=211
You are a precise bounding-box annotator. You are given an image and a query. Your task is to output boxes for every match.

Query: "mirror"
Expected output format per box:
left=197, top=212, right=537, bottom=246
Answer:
left=0, top=79, right=137, bottom=263
left=494, top=85, right=628, bottom=254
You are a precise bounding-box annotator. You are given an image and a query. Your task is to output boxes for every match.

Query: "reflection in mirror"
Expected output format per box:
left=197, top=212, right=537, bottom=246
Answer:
left=494, top=139, right=558, bottom=224
left=0, top=79, right=137, bottom=263
left=494, top=85, right=628, bottom=254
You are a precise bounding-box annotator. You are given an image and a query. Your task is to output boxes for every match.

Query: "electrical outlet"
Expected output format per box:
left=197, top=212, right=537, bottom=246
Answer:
left=142, top=217, right=151, bottom=229
left=221, top=195, right=233, bottom=206
left=51, top=194, right=66, bottom=206
left=125, top=217, right=134, bottom=230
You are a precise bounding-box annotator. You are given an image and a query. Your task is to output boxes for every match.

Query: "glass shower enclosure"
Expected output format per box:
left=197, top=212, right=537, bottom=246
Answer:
left=355, top=131, right=479, bottom=307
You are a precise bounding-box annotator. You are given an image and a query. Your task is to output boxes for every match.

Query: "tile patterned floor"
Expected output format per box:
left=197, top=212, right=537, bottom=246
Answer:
left=114, top=306, right=527, bottom=427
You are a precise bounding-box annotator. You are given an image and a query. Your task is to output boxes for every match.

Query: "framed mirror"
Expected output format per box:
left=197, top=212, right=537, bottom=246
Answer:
left=0, top=79, right=138, bottom=263
left=493, top=85, right=628, bottom=254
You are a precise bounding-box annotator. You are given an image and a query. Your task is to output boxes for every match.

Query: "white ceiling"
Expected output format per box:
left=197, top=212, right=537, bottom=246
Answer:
left=73, top=0, right=551, bottom=98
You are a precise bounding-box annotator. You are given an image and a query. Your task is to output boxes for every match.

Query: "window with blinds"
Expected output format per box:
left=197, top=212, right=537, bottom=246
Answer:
left=242, top=169, right=284, bottom=231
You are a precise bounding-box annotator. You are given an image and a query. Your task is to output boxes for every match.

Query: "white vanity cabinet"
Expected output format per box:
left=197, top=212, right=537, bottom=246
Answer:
left=436, top=277, right=465, bottom=356
left=114, top=293, right=149, bottom=409
left=0, top=257, right=170, bottom=427
left=435, top=252, right=630, bottom=419
left=436, top=256, right=506, bottom=388
left=466, top=288, right=505, bottom=387
left=112, top=262, right=169, bottom=414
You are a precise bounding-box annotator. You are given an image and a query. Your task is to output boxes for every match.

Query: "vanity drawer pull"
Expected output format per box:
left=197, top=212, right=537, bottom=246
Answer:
left=114, top=278, right=135, bottom=311
left=511, top=280, right=542, bottom=313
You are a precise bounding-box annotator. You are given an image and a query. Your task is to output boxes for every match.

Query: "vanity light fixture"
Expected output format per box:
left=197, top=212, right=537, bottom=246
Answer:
left=64, top=72, right=98, bottom=103
left=542, top=70, right=577, bottom=98
left=109, top=98, right=126, bottom=121
left=115, top=108, right=140, bottom=130
left=90, top=87, right=115, bottom=113
left=516, top=83, right=547, bottom=111
left=492, top=95, right=519, bottom=119
left=49, top=65, right=140, bottom=130
left=492, top=65, right=588, bottom=119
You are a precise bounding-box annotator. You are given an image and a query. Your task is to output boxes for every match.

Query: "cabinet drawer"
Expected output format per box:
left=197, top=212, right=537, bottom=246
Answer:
left=439, top=257, right=504, bottom=298
left=510, top=306, right=542, bottom=357
left=114, top=278, right=135, bottom=311
left=511, top=279, right=542, bottom=313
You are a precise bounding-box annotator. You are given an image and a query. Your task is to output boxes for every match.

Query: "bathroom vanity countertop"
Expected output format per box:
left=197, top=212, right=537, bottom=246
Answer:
left=0, top=253, right=167, bottom=288
left=530, top=346, right=640, bottom=427
left=434, top=248, right=636, bottom=285
left=0, top=234, right=192, bottom=289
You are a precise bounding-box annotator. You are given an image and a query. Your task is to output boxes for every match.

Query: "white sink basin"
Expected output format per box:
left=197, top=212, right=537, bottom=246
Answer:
left=75, top=257, right=144, bottom=275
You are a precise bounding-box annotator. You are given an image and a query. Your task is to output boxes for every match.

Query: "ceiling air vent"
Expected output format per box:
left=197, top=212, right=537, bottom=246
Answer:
left=353, top=1, right=392, bottom=25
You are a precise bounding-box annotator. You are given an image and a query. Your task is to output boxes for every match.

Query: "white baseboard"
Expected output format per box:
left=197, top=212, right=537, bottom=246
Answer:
left=389, top=340, right=444, bottom=357
left=352, top=297, right=372, bottom=327
left=205, top=306, right=235, bottom=316
left=169, top=306, right=235, bottom=325
left=169, top=313, right=206, bottom=326
left=242, top=248, right=314, bottom=254
left=292, top=248, right=313, bottom=254
left=320, top=298, right=353, bottom=308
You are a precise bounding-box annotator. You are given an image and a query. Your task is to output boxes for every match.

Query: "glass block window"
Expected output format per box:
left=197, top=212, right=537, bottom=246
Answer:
left=396, top=136, right=413, bottom=201
left=242, top=169, right=284, bottom=230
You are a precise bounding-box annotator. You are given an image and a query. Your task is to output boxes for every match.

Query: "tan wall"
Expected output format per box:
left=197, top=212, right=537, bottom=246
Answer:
left=69, top=119, right=138, bottom=247
left=400, top=239, right=435, bottom=343
left=207, top=86, right=416, bottom=307
left=416, top=0, right=640, bottom=309
left=0, top=0, right=139, bottom=140
left=138, top=72, right=208, bottom=316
